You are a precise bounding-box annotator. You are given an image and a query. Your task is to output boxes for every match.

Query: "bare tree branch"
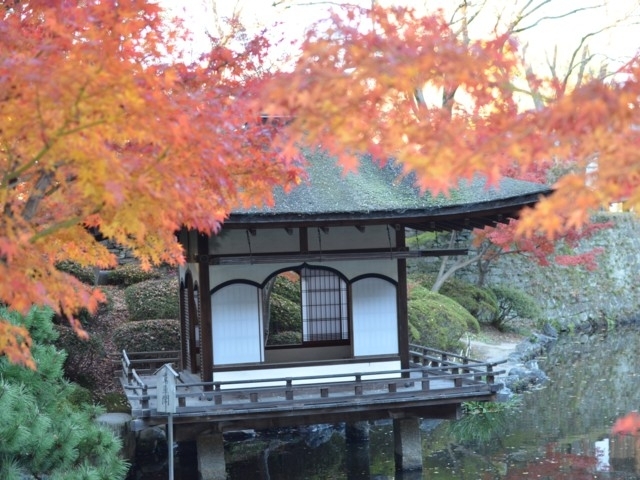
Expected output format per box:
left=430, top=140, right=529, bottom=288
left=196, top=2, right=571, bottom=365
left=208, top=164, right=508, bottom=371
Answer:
left=559, top=24, right=618, bottom=90
left=512, top=4, right=603, bottom=34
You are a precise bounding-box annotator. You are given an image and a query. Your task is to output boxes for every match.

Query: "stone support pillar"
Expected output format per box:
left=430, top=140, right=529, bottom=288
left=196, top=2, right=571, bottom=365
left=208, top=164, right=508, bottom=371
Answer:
left=197, top=431, right=226, bottom=480
left=393, top=417, right=423, bottom=471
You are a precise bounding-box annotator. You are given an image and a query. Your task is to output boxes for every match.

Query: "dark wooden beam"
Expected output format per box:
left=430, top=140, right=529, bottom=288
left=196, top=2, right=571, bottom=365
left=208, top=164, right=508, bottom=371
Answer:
left=396, top=228, right=409, bottom=373
left=206, top=248, right=468, bottom=265
left=197, top=233, right=213, bottom=389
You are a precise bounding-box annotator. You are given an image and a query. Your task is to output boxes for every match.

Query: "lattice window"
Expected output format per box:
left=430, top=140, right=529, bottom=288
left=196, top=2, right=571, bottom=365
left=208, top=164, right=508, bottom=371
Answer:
left=301, top=267, right=348, bottom=342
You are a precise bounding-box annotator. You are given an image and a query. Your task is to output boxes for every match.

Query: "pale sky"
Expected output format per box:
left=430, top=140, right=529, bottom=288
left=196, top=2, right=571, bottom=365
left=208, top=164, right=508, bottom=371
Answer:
left=165, top=0, right=639, bottom=80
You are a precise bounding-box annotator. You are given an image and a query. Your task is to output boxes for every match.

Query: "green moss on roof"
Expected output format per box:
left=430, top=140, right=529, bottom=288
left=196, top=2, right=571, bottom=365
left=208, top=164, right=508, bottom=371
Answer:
left=236, top=148, right=550, bottom=216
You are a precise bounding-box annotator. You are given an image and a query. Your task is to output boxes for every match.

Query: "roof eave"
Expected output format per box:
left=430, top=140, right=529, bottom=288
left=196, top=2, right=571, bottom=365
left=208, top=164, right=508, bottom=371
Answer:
left=223, top=190, right=551, bottom=231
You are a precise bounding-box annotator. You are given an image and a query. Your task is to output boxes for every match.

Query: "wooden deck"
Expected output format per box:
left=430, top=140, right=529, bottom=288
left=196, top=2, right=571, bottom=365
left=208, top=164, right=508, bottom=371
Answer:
left=118, top=345, right=505, bottom=435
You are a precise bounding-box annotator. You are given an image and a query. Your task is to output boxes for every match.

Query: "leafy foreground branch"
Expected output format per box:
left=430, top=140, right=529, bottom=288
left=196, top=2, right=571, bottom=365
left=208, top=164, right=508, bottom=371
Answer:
left=0, top=307, right=128, bottom=480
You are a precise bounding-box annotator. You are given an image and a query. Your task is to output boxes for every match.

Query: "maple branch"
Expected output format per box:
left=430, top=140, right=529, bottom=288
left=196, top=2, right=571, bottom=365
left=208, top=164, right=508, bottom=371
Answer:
left=30, top=215, right=84, bottom=244
left=0, top=143, right=22, bottom=188
left=22, top=169, right=55, bottom=221
left=58, top=119, right=109, bottom=138
left=7, top=73, right=105, bottom=187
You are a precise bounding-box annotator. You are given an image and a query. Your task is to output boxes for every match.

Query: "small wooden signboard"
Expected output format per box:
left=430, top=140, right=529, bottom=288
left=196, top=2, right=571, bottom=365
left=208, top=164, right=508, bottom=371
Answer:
left=157, top=364, right=178, bottom=414
left=156, top=364, right=178, bottom=480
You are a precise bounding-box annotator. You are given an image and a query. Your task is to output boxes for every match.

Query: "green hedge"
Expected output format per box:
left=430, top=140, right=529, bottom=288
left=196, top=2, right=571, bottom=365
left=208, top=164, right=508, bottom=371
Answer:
left=55, top=260, right=96, bottom=285
left=490, top=285, right=543, bottom=330
left=112, top=319, right=180, bottom=352
left=124, top=276, right=179, bottom=321
left=437, top=278, right=499, bottom=325
left=408, top=284, right=479, bottom=351
left=268, top=331, right=302, bottom=345
left=54, top=325, right=106, bottom=391
left=105, top=262, right=162, bottom=286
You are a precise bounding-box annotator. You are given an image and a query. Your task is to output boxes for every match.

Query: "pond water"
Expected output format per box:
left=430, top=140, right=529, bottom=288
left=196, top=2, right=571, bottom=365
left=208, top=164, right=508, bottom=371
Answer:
left=131, top=327, right=640, bottom=479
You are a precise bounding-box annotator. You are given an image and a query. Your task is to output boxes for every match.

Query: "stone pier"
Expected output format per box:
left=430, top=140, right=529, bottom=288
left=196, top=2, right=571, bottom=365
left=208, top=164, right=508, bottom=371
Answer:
left=393, top=417, right=423, bottom=471
left=197, top=431, right=227, bottom=480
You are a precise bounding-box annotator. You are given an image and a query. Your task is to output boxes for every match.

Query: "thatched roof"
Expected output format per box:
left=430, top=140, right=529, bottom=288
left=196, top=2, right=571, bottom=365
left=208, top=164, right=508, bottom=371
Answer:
left=228, top=149, right=551, bottom=231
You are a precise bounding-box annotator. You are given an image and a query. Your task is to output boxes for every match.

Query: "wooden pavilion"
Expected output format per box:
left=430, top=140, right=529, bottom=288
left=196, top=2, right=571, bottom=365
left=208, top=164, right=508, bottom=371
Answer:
left=120, top=150, right=551, bottom=479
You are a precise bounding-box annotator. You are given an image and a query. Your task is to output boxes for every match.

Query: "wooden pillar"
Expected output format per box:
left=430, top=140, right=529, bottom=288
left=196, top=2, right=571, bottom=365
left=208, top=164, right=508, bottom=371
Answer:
left=395, top=225, right=410, bottom=371
left=393, top=417, right=423, bottom=471
left=177, top=228, right=189, bottom=372
left=198, top=233, right=213, bottom=385
left=196, top=431, right=226, bottom=480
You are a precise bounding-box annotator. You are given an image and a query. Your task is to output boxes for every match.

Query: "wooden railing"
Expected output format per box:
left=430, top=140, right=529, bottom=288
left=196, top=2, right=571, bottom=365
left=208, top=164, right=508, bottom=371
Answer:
left=119, top=350, right=181, bottom=410
left=120, top=349, right=181, bottom=377
left=409, top=343, right=506, bottom=384
left=119, top=346, right=505, bottom=415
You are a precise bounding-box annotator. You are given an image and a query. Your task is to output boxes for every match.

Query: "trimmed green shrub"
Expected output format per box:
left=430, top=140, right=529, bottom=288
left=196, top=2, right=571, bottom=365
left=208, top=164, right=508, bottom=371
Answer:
left=113, top=319, right=180, bottom=352
left=54, top=325, right=106, bottom=391
left=268, top=331, right=302, bottom=345
left=55, top=260, right=96, bottom=285
left=438, top=278, right=499, bottom=325
left=105, top=262, right=162, bottom=286
left=491, top=285, right=543, bottom=331
left=124, top=276, right=179, bottom=321
left=408, top=285, right=479, bottom=351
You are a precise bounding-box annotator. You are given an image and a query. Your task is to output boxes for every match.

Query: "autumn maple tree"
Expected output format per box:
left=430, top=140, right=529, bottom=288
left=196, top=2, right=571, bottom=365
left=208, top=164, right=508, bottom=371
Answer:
left=263, top=2, right=637, bottom=290
left=0, top=0, right=301, bottom=366
left=1, top=0, right=639, bottom=369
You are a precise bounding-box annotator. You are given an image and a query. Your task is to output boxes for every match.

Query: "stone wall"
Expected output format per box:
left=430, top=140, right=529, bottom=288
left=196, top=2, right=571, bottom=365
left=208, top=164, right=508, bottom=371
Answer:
left=456, top=212, right=640, bottom=330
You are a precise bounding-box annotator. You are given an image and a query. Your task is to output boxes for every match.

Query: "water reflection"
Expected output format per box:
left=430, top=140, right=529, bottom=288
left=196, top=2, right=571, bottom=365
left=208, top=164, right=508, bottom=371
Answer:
left=133, top=327, right=640, bottom=479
